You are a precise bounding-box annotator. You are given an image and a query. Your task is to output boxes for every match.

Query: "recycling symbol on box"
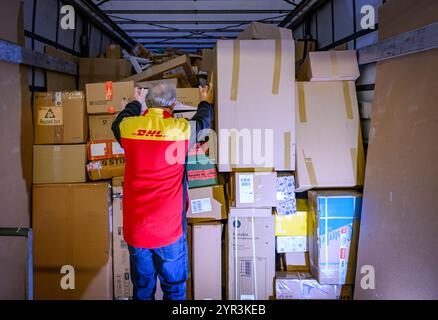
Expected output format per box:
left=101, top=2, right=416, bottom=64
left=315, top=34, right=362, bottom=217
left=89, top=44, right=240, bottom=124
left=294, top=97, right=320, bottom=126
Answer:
left=45, top=108, right=56, bottom=119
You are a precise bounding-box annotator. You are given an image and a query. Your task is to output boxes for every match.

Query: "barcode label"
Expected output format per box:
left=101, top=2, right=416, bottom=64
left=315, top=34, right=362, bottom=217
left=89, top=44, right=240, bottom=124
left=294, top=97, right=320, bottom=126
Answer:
left=239, top=174, right=254, bottom=204
left=112, top=142, right=125, bottom=156
left=191, top=198, right=212, bottom=214
left=240, top=260, right=252, bottom=277
left=240, top=295, right=255, bottom=300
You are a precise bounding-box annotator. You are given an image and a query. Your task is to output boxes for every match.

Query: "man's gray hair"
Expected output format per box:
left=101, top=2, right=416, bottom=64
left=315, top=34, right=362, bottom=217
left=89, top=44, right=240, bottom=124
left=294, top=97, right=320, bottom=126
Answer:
left=145, top=81, right=177, bottom=108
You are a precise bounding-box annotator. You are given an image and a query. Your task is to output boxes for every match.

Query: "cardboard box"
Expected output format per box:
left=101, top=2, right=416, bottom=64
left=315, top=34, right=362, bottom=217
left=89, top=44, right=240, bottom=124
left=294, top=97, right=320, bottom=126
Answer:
left=106, top=44, right=121, bottom=59
left=308, top=191, right=362, bottom=285
left=86, top=81, right=134, bottom=114
left=187, top=185, right=226, bottom=221
left=295, top=81, right=365, bottom=191
left=200, top=49, right=214, bottom=73
left=193, top=224, right=222, bottom=300
left=33, top=91, right=87, bottom=144
left=79, top=58, right=132, bottom=90
left=297, top=50, right=360, bottom=81
left=87, top=158, right=125, bottom=181
left=230, top=172, right=277, bottom=208
left=87, top=140, right=125, bottom=161
left=89, top=114, right=117, bottom=140
left=275, top=272, right=352, bottom=300
left=227, top=209, right=275, bottom=300
left=132, top=43, right=153, bottom=59
left=216, top=40, right=295, bottom=172
left=275, top=198, right=308, bottom=236
left=45, top=46, right=77, bottom=91
left=187, top=155, right=218, bottom=189
left=33, top=183, right=113, bottom=300
left=276, top=236, right=307, bottom=253
left=33, top=145, right=87, bottom=184
left=295, top=39, right=316, bottom=62
left=284, top=252, right=309, bottom=272
left=124, top=54, right=193, bottom=83
left=176, top=88, right=201, bottom=110
left=238, top=22, right=293, bottom=40
left=276, top=174, right=296, bottom=216
left=174, top=110, right=197, bottom=120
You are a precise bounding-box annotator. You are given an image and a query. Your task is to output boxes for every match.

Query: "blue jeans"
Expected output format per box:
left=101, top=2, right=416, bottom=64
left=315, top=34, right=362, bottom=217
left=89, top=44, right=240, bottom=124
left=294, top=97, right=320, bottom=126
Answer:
left=128, top=235, right=188, bottom=300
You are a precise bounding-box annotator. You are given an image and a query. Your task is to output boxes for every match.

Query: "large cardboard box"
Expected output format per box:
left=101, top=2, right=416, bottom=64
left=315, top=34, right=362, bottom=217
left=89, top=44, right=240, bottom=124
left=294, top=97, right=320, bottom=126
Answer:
left=79, top=58, right=132, bottom=90
left=89, top=114, right=117, bottom=140
left=33, top=91, right=87, bottom=144
left=229, top=172, right=277, bottom=208
left=176, top=88, right=201, bottom=110
left=227, top=208, right=275, bottom=300
left=192, top=224, right=222, bottom=300
left=87, top=140, right=124, bottom=161
left=308, top=191, right=362, bottom=285
left=33, top=145, right=87, bottom=184
left=200, top=49, right=214, bottom=73
left=33, top=183, right=113, bottom=300
left=86, top=81, right=134, bottom=114
left=295, top=81, right=365, bottom=191
left=275, top=272, right=352, bottom=300
left=87, top=158, right=125, bottom=181
left=216, top=40, right=296, bottom=172
left=124, top=54, right=193, bottom=83
left=297, top=50, right=360, bottom=81
left=187, top=185, right=226, bottom=221
left=238, top=22, right=293, bottom=40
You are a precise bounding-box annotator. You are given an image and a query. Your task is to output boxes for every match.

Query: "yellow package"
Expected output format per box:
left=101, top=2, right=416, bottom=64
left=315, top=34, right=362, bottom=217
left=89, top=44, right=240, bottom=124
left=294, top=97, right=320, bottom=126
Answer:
left=275, top=199, right=308, bottom=236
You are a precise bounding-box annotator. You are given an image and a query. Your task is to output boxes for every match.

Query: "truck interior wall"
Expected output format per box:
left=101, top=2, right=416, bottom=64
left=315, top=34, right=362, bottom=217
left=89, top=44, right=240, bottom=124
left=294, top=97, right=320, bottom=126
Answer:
left=0, top=0, right=33, bottom=300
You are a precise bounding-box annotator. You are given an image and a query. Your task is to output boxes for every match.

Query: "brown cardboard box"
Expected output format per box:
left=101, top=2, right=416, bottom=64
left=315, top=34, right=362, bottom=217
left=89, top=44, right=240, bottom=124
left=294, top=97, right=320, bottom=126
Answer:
left=238, top=22, right=293, bottom=40
left=230, top=172, right=277, bottom=208
left=124, top=54, right=193, bottom=83
left=227, top=208, right=275, bottom=300
left=106, top=44, right=121, bottom=59
left=297, top=50, right=360, bottom=81
left=295, top=81, right=365, bottom=191
left=187, top=185, right=226, bottom=221
left=283, top=252, right=310, bottom=272
left=45, top=46, right=77, bottom=91
left=176, top=88, right=201, bottom=110
left=295, top=40, right=316, bottom=62
left=33, top=183, right=113, bottom=300
left=33, top=145, right=87, bottom=184
left=87, top=157, right=125, bottom=181
left=193, top=224, right=222, bottom=300
left=216, top=40, right=295, bottom=172
left=308, top=191, right=362, bottom=285
left=85, top=81, right=134, bottom=114
left=275, top=272, right=352, bottom=300
left=132, top=43, right=153, bottom=59
left=87, top=140, right=124, bottom=161
left=200, top=49, right=214, bottom=73
left=89, top=114, right=117, bottom=140
left=79, top=58, right=132, bottom=90
left=33, top=91, right=87, bottom=144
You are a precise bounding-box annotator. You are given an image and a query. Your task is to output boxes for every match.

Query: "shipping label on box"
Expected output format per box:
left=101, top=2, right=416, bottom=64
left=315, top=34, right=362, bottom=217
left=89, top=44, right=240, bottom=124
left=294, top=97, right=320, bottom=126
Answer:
left=276, top=175, right=296, bottom=215
left=276, top=236, right=307, bottom=253
left=87, top=140, right=125, bottom=161
left=33, top=91, right=87, bottom=144
left=227, top=211, right=275, bottom=300
left=275, top=272, right=352, bottom=300
left=308, top=191, right=362, bottom=285
left=187, top=155, right=218, bottom=189
left=187, top=185, right=226, bottom=221
left=233, top=172, right=277, bottom=208
left=87, top=157, right=125, bottom=181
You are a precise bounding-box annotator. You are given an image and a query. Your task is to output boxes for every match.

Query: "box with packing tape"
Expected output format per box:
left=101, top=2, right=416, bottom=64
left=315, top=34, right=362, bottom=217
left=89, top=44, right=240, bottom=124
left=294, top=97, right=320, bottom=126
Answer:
left=229, top=172, right=277, bottom=208
left=79, top=58, right=132, bottom=90
left=87, top=140, right=125, bottom=161
left=86, top=81, right=134, bottom=114
left=308, top=190, right=362, bottom=285
left=87, top=157, right=125, bottom=181
left=295, top=81, right=365, bottom=191
left=33, top=91, right=87, bottom=144
left=187, top=185, right=226, bottom=222
left=89, top=114, right=117, bottom=140
left=297, top=50, right=360, bottom=81
left=275, top=272, right=353, bottom=300
left=227, top=208, right=275, bottom=300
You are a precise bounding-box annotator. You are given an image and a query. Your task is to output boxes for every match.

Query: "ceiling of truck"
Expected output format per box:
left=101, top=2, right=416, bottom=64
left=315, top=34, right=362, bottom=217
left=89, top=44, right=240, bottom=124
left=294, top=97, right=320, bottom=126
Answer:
left=91, top=0, right=304, bottom=52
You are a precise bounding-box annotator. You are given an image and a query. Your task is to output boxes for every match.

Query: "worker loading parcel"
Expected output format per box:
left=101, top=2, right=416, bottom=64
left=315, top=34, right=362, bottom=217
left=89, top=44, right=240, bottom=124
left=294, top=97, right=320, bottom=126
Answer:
left=0, top=0, right=437, bottom=303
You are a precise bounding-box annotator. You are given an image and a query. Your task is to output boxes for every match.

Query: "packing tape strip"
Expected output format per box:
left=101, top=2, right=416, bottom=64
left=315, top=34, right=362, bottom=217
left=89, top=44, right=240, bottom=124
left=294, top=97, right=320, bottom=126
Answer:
left=330, top=51, right=339, bottom=77
left=303, top=152, right=317, bottom=186
left=230, top=130, right=237, bottom=168
left=284, top=131, right=292, bottom=170
left=230, top=40, right=240, bottom=101
left=343, top=82, right=354, bottom=120
left=272, top=39, right=282, bottom=95
left=297, top=83, right=307, bottom=123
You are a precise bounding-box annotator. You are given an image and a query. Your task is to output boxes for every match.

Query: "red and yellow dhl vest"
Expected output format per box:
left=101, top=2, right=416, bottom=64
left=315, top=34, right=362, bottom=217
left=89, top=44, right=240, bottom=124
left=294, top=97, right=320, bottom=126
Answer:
left=119, top=108, right=190, bottom=248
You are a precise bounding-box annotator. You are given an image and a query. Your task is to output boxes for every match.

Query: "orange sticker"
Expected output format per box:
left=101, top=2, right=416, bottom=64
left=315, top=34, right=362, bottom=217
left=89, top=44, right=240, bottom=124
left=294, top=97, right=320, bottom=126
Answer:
left=105, top=81, right=113, bottom=101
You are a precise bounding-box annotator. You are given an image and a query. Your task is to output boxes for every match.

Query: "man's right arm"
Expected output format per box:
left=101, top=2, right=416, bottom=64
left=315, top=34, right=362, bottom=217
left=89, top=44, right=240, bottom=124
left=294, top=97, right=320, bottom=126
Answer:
left=111, top=101, right=142, bottom=145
